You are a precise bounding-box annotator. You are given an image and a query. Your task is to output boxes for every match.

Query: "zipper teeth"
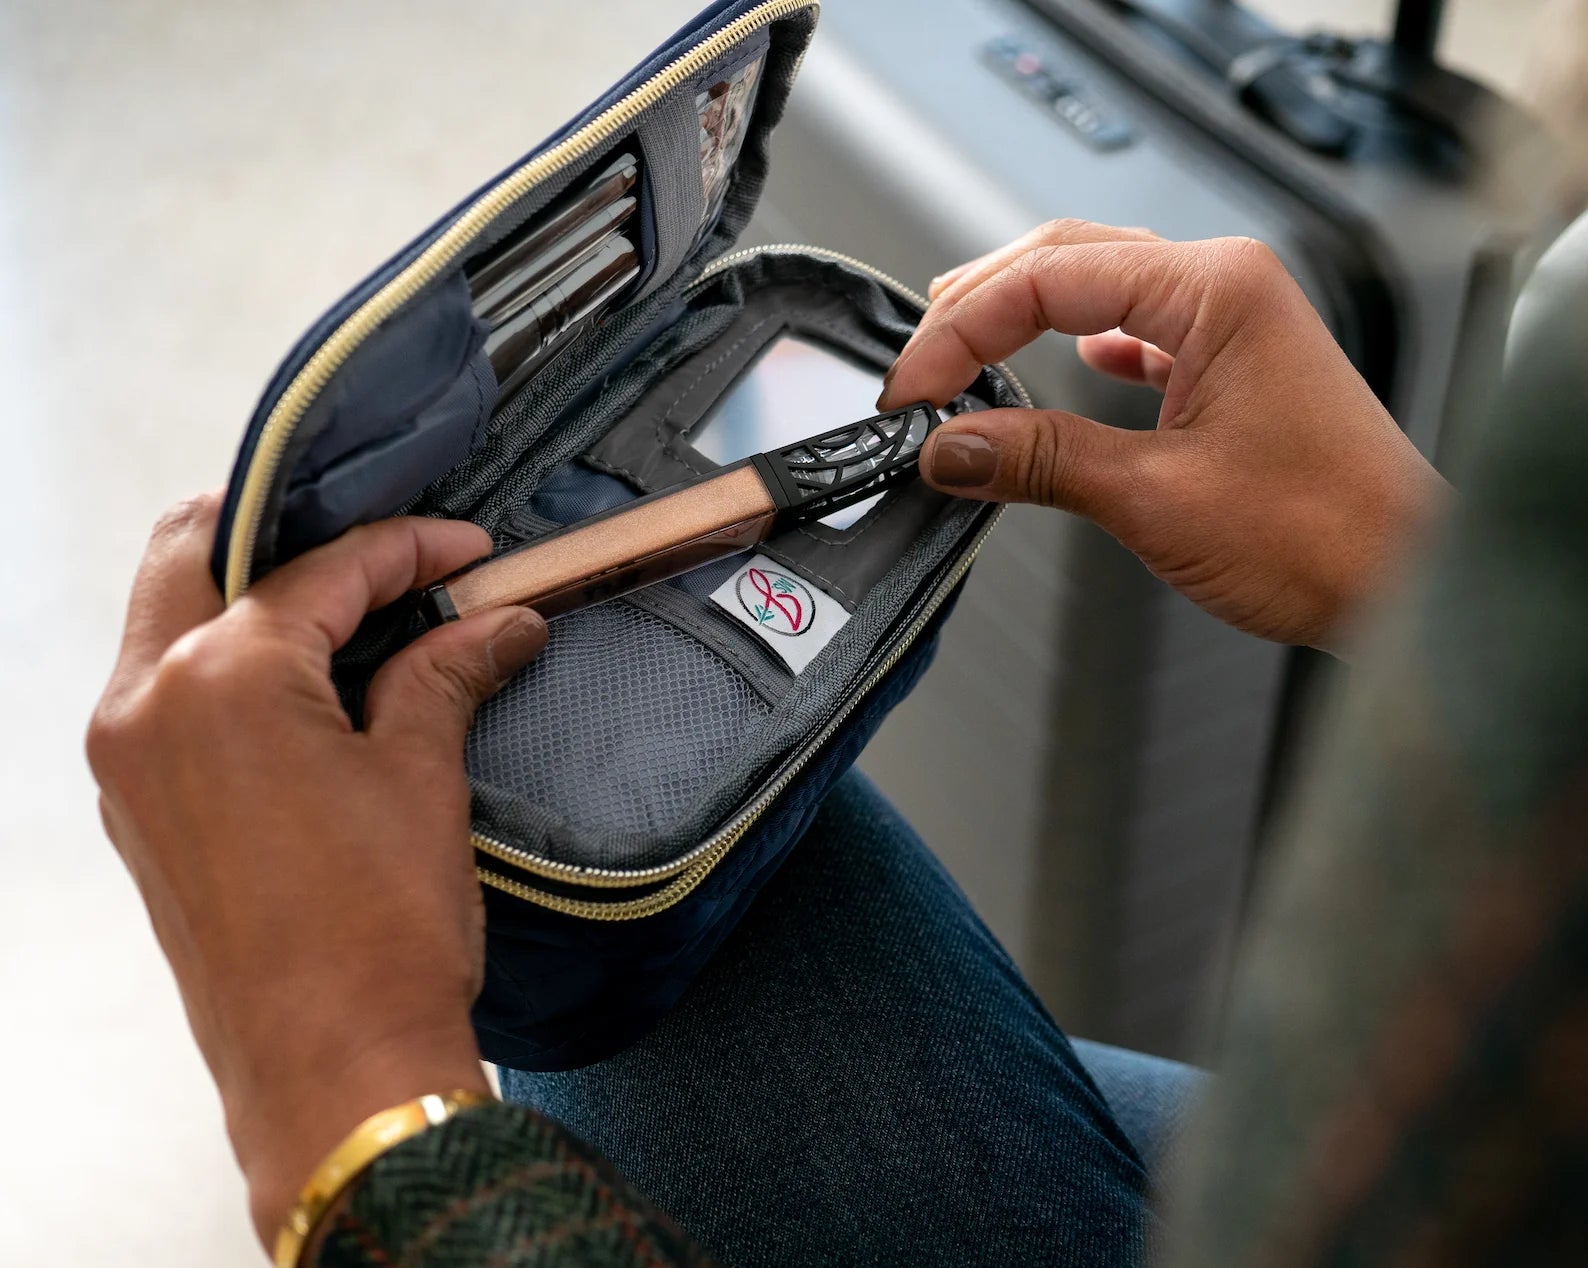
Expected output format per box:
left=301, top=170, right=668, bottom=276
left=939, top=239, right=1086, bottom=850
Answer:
left=222, top=0, right=820, bottom=602
left=474, top=501, right=1003, bottom=912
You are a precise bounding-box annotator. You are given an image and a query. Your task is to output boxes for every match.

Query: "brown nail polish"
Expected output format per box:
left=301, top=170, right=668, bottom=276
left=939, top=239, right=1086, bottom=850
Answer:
left=488, top=614, right=548, bottom=681
left=927, top=433, right=999, bottom=488
left=876, top=363, right=899, bottom=410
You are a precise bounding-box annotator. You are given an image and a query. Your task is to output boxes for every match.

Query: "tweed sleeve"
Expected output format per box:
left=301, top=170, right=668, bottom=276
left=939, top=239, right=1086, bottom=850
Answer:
left=312, top=1103, right=718, bottom=1267
left=1164, top=234, right=1588, bottom=1264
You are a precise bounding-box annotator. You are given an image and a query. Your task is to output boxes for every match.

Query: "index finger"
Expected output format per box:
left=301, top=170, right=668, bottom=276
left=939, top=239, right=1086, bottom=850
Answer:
left=110, top=492, right=227, bottom=686
left=882, top=238, right=1247, bottom=411
left=926, top=220, right=1163, bottom=310
left=234, top=517, right=491, bottom=656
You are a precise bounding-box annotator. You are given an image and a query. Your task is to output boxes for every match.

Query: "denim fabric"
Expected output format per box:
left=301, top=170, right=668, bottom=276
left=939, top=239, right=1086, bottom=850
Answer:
left=1071, top=1039, right=1207, bottom=1170
left=501, top=771, right=1171, bottom=1266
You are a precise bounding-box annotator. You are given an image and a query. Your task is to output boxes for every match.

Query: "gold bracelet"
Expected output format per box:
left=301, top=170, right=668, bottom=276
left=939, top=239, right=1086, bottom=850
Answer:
left=273, top=1089, right=495, bottom=1268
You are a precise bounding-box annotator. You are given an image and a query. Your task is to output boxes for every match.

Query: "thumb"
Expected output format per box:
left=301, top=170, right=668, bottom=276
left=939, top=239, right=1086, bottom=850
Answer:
left=920, top=409, right=1152, bottom=528
left=363, top=607, right=548, bottom=748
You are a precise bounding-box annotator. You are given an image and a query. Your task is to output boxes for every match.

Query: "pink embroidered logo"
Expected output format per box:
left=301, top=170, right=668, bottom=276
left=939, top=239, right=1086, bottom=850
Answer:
left=736, top=566, right=816, bottom=636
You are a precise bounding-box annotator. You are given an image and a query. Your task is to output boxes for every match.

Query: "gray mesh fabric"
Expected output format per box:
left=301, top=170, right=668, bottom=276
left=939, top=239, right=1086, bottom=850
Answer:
left=466, top=602, right=770, bottom=850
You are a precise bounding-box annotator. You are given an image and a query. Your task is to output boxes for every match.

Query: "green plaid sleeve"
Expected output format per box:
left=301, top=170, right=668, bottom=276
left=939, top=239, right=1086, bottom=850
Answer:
left=313, top=1103, right=717, bottom=1268
left=1165, top=238, right=1588, bottom=1264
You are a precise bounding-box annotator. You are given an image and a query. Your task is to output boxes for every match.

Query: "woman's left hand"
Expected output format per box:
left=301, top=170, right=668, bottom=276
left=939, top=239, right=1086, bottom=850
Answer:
left=86, top=493, right=547, bottom=1244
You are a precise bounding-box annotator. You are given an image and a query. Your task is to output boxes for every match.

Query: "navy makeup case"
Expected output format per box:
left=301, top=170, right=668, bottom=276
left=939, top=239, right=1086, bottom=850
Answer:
left=213, top=0, right=1027, bottom=1071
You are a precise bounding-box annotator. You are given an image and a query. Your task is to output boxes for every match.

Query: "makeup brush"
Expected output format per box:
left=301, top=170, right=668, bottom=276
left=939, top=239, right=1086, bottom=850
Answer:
left=418, top=401, right=942, bottom=625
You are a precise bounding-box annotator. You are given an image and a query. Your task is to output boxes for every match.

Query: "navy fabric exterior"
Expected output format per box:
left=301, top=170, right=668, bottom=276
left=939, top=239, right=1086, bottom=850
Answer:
left=276, top=273, right=495, bottom=561
left=212, top=0, right=774, bottom=587
left=472, top=588, right=961, bottom=1072
left=501, top=769, right=1183, bottom=1266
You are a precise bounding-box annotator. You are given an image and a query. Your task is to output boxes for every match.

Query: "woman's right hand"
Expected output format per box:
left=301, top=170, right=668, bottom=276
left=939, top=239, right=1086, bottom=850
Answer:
left=877, top=220, right=1450, bottom=654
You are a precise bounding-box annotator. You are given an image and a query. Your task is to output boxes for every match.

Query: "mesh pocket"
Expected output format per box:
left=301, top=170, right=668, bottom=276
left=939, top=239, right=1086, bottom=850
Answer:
left=466, top=602, right=770, bottom=841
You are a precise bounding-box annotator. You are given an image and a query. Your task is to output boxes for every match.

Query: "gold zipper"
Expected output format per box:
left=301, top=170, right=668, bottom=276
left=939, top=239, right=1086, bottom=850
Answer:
left=475, top=499, right=1005, bottom=918
left=222, top=0, right=822, bottom=603
left=471, top=242, right=1028, bottom=917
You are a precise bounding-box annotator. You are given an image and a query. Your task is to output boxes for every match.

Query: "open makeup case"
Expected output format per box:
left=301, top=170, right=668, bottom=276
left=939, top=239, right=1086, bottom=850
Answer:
left=213, top=0, right=1027, bottom=1070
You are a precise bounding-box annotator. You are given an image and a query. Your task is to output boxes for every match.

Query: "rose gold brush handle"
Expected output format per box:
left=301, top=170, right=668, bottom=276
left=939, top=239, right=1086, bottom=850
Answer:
left=419, top=463, right=777, bottom=625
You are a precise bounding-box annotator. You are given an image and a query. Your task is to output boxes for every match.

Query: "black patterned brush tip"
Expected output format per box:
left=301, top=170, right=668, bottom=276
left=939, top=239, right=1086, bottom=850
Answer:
left=751, top=401, right=942, bottom=528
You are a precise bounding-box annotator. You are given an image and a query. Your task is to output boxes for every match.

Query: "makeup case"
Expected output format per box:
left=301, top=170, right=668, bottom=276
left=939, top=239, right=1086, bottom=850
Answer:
left=213, top=0, right=1026, bottom=1071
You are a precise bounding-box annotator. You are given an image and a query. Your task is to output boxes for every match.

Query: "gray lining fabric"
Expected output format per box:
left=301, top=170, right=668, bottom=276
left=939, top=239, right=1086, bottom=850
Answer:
left=630, top=28, right=770, bottom=301
left=407, top=11, right=816, bottom=531
left=633, top=92, right=707, bottom=302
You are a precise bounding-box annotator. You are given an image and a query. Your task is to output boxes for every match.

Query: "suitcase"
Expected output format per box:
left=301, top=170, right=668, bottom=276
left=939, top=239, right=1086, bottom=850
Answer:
left=748, top=0, right=1573, bottom=1056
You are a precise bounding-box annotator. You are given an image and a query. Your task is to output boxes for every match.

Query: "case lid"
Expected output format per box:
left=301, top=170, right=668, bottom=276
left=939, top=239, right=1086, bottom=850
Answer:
left=212, top=0, right=821, bottom=597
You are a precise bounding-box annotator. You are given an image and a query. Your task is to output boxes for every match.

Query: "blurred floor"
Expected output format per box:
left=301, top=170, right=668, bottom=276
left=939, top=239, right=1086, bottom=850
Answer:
left=0, top=1, right=1541, bottom=1263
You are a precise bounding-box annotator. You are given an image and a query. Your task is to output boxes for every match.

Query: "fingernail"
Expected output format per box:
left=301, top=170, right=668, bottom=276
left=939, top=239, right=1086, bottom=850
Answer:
left=876, top=363, right=898, bottom=409
left=926, top=432, right=999, bottom=488
left=929, top=272, right=948, bottom=292
left=487, top=613, right=547, bottom=682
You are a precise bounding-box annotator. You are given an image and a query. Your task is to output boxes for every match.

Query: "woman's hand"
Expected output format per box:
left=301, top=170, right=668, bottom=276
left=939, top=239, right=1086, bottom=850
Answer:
left=879, top=220, right=1450, bottom=653
left=86, top=494, right=546, bottom=1243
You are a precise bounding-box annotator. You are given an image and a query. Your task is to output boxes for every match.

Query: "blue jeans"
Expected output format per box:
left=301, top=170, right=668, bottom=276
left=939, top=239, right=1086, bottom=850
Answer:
left=500, top=771, right=1204, bottom=1265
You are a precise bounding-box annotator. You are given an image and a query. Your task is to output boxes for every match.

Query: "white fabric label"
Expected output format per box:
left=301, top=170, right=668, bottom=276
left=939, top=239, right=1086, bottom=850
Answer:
left=708, top=553, right=852, bottom=675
